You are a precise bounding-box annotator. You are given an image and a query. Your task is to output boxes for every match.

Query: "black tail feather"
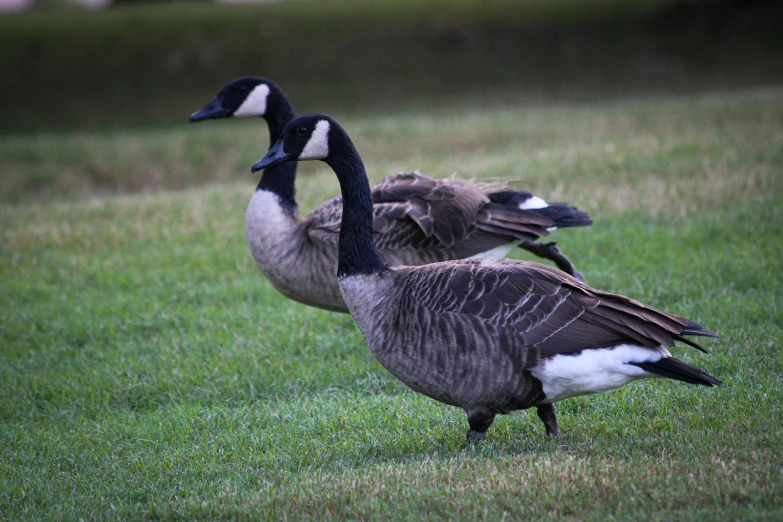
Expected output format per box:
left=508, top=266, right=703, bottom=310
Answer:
left=487, top=191, right=592, bottom=229
left=675, top=319, right=719, bottom=354
left=631, top=357, right=722, bottom=386
left=681, top=318, right=719, bottom=338
left=487, top=190, right=534, bottom=206
left=534, top=204, right=593, bottom=229
left=675, top=335, right=710, bottom=354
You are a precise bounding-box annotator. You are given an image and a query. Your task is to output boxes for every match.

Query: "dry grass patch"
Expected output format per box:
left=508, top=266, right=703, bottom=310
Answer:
left=4, top=88, right=780, bottom=220
left=259, top=451, right=781, bottom=520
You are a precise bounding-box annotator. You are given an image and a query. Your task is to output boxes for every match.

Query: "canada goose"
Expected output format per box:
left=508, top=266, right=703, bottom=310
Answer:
left=250, top=113, right=721, bottom=441
left=189, top=77, right=591, bottom=313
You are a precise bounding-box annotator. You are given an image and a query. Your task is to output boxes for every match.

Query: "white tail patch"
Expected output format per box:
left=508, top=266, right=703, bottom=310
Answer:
left=233, top=84, right=271, bottom=117
left=519, top=195, right=548, bottom=210
left=530, top=344, right=672, bottom=403
left=299, top=120, right=331, bottom=160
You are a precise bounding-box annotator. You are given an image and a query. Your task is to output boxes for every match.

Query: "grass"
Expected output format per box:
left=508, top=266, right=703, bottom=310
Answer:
left=2, top=0, right=782, bottom=133
left=2, top=87, right=783, bottom=519
left=4, top=87, right=782, bottom=205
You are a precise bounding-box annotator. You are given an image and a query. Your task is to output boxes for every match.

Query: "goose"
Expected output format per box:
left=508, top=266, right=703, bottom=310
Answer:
left=250, top=113, right=721, bottom=441
left=189, top=77, right=592, bottom=313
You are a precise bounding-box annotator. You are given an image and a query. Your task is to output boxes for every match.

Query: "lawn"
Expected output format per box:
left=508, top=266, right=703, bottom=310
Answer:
left=2, top=87, right=782, bottom=520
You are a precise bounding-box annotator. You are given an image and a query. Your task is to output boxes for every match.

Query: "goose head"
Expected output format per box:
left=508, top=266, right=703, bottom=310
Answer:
left=251, top=114, right=335, bottom=173
left=189, top=76, right=289, bottom=123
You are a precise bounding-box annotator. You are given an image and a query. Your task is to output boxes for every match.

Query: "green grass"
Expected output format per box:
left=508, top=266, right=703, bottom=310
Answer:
left=2, top=89, right=783, bottom=519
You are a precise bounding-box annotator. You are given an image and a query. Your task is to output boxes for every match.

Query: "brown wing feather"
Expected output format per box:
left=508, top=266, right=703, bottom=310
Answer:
left=372, top=172, right=489, bottom=246
left=306, top=172, right=491, bottom=255
left=392, top=258, right=713, bottom=368
left=474, top=204, right=554, bottom=243
left=303, top=196, right=343, bottom=247
left=305, top=172, right=579, bottom=265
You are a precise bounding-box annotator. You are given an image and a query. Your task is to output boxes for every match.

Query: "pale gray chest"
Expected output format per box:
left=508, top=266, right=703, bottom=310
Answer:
left=339, top=273, right=396, bottom=337
left=339, top=271, right=479, bottom=407
left=245, top=190, right=345, bottom=311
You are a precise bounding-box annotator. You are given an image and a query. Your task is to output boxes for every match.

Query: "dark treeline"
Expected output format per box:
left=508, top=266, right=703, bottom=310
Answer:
left=1, top=0, right=781, bottom=133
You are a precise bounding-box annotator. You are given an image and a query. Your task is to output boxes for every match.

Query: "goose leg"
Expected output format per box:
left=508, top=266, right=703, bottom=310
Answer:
left=519, top=241, right=584, bottom=282
left=466, top=409, right=495, bottom=441
left=536, top=403, right=561, bottom=438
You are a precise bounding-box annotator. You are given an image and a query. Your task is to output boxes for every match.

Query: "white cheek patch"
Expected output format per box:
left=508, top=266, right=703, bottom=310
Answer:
left=518, top=195, right=549, bottom=210
left=233, top=84, right=271, bottom=118
left=299, top=120, right=330, bottom=160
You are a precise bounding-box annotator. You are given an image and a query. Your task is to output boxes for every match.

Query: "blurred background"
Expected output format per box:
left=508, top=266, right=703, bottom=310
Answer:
left=1, top=0, right=782, bottom=203
left=2, top=0, right=782, bottom=133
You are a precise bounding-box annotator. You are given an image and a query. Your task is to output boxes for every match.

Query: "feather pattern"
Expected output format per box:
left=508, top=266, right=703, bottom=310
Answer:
left=247, top=171, right=590, bottom=311
left=343, top=257, right=717, bottom=413
left=192, top=77, right=591, bottom=313
left=254, top=113, right=721, bottom=440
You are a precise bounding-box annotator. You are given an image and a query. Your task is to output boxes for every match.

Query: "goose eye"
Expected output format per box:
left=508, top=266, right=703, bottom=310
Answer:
left=296, top=126, right=308, bottom=136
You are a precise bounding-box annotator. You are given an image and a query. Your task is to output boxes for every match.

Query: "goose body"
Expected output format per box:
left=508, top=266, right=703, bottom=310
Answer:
left=191, top=77, right=592, bottom=313
left=251, top=113, right=721, bottom=440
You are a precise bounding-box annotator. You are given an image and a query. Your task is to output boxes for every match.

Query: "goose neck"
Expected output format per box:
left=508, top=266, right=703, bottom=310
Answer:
left=256, top=103, right=297, bottom=211
left=326, top=137, right=388, bottom=278
left=256, top=161, right=297, bottom=212
left=265, top=100, right=295, bottom=143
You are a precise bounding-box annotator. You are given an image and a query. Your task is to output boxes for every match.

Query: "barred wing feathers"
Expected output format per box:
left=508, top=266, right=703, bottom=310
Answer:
left=388, top=259, right=717, bottom=369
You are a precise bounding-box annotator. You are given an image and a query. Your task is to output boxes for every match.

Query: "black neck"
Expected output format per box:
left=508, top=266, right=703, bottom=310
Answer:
left=256, top=103, right=298, bottom=212
left=325, top=129, right=388, bottom=278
